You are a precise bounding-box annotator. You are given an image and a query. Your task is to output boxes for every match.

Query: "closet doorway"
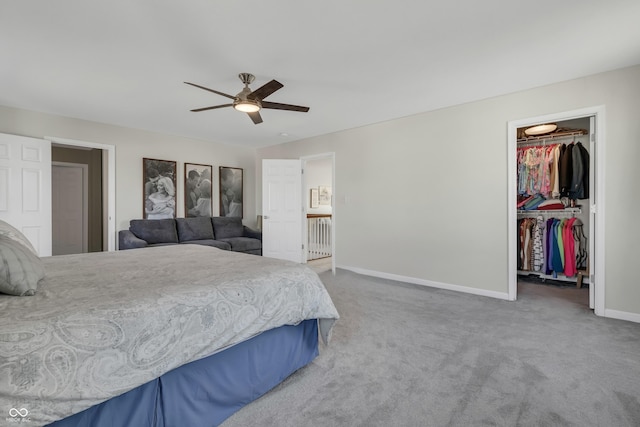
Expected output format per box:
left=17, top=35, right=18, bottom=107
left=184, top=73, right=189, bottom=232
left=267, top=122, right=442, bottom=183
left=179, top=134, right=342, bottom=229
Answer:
left=507, top=106, right=605, bottom=316
left=52, top=145, right=104, bottom=255
left=47, top=136, right=116, bottom=251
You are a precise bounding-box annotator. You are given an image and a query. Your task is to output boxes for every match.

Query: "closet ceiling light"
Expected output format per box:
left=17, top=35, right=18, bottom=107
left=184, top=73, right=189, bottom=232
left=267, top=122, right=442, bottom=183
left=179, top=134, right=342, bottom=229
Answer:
left=524, top=123, right=558, bottom=136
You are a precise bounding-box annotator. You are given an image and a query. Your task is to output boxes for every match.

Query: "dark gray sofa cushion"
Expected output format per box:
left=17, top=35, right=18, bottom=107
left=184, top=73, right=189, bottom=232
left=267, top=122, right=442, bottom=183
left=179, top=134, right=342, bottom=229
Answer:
left=176, top=217, right=215, bottom=242
left=182, top=239, right=231, bottom=250
left=211, top=217, right=244, bottom=239
left=217, top=237, right=262, bottom=253
left=119, top=230, right=149, bottom=249
left=130, top=219, right=178, bottom=244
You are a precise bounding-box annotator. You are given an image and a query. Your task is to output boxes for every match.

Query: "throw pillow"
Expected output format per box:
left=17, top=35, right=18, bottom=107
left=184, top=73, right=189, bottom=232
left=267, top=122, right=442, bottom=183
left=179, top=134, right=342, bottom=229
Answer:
left=0, top=235, right=45, bottom=296
left=0, top=219, right=38, bottom=255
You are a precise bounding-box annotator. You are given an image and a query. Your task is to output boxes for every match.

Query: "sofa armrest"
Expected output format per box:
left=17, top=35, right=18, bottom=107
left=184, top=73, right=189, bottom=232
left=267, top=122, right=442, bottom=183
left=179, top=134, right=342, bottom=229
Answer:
left=119, top=230, right=149, bottom=250
left=243, top=226, right=262, bottom=241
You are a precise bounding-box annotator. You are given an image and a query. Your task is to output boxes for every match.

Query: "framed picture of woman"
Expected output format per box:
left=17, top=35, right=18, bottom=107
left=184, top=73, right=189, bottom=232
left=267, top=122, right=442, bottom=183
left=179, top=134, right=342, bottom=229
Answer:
left=143, top=158, right=177, bottom=219
left=219, top=166, right=243, bottom=218
left=185, top=163, right=213, bottom=218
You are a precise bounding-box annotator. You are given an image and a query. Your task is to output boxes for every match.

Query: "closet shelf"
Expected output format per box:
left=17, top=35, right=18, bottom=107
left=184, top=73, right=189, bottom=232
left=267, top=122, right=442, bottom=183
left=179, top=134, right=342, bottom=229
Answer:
left=517, top=208, right=581, bottom=216
left=517, top=129, right=588, bottom=144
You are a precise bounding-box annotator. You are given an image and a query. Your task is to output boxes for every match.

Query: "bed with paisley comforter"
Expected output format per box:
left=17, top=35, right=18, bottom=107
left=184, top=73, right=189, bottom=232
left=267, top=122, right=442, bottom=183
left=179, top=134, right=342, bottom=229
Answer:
left=0, top=244, right=339, bottom=427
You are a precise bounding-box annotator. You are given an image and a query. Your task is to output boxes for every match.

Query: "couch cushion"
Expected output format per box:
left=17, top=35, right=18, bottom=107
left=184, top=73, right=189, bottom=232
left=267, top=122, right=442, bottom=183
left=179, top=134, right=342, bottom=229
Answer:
left=211, top=217, right=244, bottom=239
left=217, top=237, right=261, bottom=253
left=130, top=219, right=178, bottom=244
left=181, top=240, right=231, bottom=251
left=0, top=235, right=44, bottom=296
left=176, top=217, right=215, bottom=242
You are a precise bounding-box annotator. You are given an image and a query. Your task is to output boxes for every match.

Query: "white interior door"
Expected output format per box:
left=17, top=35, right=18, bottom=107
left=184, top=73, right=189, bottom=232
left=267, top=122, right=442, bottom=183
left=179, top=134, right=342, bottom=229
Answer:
left=52, top=162, right=88, bottom=255
left=262, top=159, right=302, bottom=262
left=0, top=132, right=52, bottom=256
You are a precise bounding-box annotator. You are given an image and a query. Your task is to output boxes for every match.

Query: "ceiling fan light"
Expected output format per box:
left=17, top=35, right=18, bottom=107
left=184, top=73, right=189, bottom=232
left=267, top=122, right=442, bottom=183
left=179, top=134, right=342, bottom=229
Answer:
left=524, top=123, right=558, bottom=136
left=234, top=101, right=260, bottom=113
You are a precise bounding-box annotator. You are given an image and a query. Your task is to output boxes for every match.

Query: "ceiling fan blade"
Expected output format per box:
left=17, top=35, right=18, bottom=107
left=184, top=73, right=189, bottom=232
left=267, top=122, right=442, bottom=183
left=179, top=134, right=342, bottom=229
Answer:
left=184, top=82, right=236, bottom=100
left=248, top=80, right=283, bottom=100
left=190, top=104, right=233, bottom=112
left=248, top=111, right=263, bottom=124
left=261, top=101, right=310, bottom=112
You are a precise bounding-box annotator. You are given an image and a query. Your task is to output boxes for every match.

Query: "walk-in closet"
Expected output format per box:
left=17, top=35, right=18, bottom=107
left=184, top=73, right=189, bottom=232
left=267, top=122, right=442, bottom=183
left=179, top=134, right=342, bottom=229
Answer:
left=516, top=117, right=592, bottom=306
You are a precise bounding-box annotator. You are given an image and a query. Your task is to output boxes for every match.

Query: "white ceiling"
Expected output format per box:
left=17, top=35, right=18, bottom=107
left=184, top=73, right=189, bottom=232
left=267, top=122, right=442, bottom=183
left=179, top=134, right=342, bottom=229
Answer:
left=2, top=1, right=639, bottom=149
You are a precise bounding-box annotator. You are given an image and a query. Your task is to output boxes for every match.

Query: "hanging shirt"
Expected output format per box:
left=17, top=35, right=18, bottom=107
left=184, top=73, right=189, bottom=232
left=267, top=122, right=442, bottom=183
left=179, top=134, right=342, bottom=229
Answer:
left=533, top=216, right=545, bottom=272
left=559, top=144, right=574, bottom=197
left=551, top=220, right=564, bottom=274
left=557, top=219, right=566, bottom=268
left=517, top=149, right=528, bottom=195
left=551, top=144, right=562, bottom=198
left=539, top=145, right=555, bottom=197
left=573, top=219, right=588, bottom=270
left=563, top=217, right=578, bottom=277
left=545, top=218, right=555, bottom=274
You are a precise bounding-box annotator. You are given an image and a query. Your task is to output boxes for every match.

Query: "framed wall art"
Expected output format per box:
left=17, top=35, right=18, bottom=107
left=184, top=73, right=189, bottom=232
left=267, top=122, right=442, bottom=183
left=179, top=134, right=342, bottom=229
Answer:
left=143, top=158, right=177, bottom=219
left=185, top=163, right=213, bottom=217
left=310, top=188, right=319, bottom=208
left=318, top=186, right=332, bottom=206
left=219, top=166, right=243, bottom=218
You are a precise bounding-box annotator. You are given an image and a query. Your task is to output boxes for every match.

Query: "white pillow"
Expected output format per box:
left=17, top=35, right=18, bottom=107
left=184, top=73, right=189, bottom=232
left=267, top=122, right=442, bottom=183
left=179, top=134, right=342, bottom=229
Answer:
left=0, top=220, right=38, bottom=255
left=0, top=235, right=44, bottom=296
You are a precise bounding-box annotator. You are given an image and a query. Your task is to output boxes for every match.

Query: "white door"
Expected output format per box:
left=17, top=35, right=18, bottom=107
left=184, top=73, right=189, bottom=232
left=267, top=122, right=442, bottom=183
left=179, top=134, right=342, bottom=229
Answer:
left=262, top=159, right=302, bottom=262
left=0, top=133, right=52, bottom=256
left=52, top=162, right=88, bottom=255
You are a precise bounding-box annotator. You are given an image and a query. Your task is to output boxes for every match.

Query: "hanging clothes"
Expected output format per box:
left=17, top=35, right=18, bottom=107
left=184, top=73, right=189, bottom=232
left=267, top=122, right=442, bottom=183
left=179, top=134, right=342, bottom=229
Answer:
left=517, top=142, right=589, bottom=203
left=519, top=214, right=587, bottom=279
left=570, top=142, right=590, bottom=199
left=517, top=136, right=590, bottom=282
left=517, top=144, right=559, bottom=197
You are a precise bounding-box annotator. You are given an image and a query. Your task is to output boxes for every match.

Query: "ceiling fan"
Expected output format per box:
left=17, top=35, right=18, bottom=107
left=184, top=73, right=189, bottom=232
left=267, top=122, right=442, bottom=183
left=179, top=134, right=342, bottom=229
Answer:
left=184, top=73, right=310, bottom=124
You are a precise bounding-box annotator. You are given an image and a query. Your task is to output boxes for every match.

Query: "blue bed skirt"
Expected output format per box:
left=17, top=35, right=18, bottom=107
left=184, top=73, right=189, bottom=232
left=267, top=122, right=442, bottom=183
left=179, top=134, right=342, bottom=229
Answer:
left=48, top=319, right=319, bottom=427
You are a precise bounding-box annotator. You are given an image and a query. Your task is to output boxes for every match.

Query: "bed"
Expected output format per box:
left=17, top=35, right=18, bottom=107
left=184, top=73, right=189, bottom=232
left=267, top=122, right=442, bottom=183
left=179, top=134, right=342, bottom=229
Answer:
left=0, top=244, right=339, bottom=426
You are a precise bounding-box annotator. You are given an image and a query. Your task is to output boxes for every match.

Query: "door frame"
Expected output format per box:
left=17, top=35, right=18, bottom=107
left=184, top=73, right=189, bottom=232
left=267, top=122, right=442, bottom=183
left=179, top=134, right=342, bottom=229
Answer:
left=507, top=105, right=606, bottom=316
left=52, top=161, right=89, bottom=254
left=46, top=136, right=116, bottom=251
left=301, top=152, right=336, bottom=274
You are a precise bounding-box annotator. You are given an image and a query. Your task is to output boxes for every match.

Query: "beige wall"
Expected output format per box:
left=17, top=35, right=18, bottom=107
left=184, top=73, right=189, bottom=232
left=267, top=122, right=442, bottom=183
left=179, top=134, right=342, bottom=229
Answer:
left=0, top=106, right=258, bottom=233
left=257, top=64, right=640, bottom=319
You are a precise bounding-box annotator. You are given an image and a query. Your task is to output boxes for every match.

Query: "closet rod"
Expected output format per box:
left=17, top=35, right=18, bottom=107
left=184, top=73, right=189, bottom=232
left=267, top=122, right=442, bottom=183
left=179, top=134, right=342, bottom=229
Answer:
left=517, top=208, right=581, bottom=217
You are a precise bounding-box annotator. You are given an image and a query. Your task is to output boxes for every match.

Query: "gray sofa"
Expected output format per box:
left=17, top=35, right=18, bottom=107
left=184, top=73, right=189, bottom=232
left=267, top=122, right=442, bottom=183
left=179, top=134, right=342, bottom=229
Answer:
left=118, top=216, right=262, bottom=255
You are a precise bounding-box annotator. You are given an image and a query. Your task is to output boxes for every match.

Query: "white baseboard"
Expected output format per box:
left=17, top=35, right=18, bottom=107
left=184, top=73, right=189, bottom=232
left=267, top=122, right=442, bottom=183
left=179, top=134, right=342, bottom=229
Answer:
left=604, top=309, right=640, bottom=324
left=337, top=265, right=510, bottom=301
left=336, top=265, right=640, bottom=324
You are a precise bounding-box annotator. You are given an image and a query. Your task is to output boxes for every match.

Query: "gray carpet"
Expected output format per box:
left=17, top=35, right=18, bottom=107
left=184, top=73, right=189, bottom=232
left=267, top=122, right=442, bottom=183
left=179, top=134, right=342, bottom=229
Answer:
left=222, top=269, right=640, bottom=427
